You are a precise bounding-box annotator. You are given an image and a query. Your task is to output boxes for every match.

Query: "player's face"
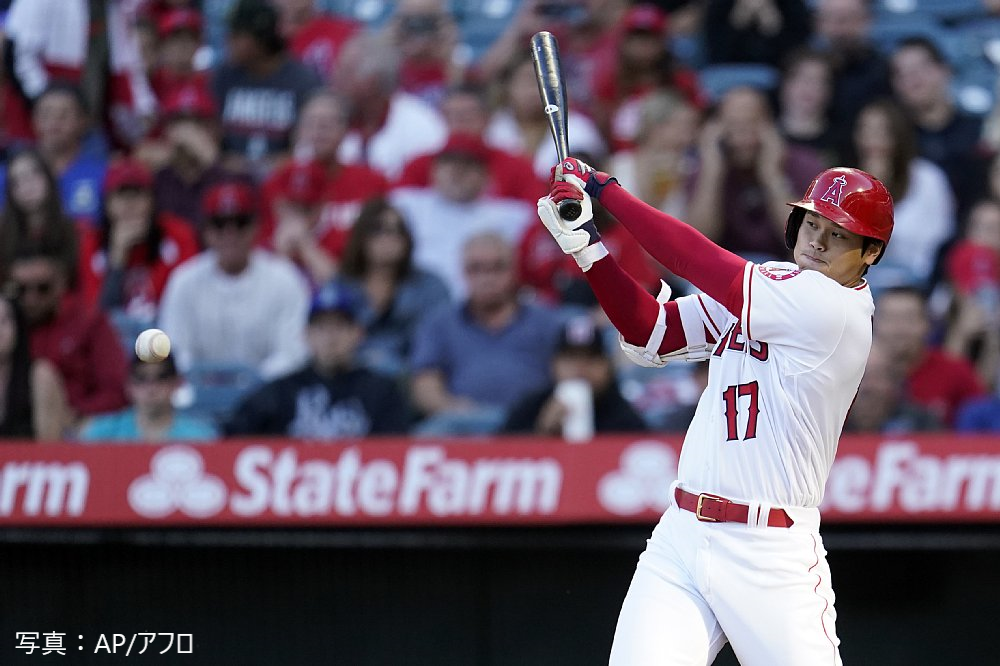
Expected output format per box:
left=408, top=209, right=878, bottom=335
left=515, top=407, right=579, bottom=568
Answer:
left=793, top=212, right=880, bottom=286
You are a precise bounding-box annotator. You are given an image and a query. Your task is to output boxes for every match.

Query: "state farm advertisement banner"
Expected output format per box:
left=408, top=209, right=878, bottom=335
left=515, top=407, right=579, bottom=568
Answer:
left=0, top=435, right=997, bottom=526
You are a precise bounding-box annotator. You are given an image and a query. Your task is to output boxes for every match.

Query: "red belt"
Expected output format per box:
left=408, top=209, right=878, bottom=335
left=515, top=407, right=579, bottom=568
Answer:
left=674, top=488, right=794, bottom=528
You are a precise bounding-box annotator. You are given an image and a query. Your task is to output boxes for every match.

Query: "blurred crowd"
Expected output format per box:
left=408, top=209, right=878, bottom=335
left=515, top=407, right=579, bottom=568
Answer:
left=0, top=0, right=997, bottom=444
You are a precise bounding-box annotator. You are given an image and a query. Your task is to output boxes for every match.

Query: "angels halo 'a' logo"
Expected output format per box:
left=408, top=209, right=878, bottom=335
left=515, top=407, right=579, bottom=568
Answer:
left=544, top=104, right=559, bottom=115
left=820, top=175, right=848, bottom=206
left=597, top=441, right=678, bottom=515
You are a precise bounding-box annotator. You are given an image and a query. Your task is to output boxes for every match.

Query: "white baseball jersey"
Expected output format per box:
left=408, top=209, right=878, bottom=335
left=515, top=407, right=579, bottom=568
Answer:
left=678, top=261, right=874, bottom=508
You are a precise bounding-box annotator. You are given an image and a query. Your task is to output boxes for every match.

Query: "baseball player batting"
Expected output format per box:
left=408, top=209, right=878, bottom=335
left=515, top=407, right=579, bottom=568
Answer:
left=537, top=161, right=893, bottom=665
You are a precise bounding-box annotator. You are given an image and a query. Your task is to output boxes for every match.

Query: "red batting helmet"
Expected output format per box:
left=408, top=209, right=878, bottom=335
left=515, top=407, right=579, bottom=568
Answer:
left=784, top=167, right=894, bottom=263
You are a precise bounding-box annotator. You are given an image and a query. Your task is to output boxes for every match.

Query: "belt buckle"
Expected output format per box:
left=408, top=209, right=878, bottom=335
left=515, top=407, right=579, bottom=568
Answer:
left=695, top=493, right=721, bottom=522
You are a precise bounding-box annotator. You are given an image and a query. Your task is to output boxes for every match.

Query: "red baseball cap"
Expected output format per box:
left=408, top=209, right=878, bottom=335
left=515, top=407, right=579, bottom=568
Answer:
left=161, top=83, right=218, bottom=120
left=202, top=181, right=256, bottom=218
left=103, top=158, right=154, bottom=194
left=622, top=4, right=668, bottom=34
left=947, top=241, right=1000, bottom=295
left=434, top=133, right=491, bottom=163
left=276, top=161, right=328, bottom=206
left=157, top=8, right=203, bottom=38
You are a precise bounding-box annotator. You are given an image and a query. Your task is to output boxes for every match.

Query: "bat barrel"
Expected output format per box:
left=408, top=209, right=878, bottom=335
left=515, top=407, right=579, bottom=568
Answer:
left=530, top=31, right=571, bottom=161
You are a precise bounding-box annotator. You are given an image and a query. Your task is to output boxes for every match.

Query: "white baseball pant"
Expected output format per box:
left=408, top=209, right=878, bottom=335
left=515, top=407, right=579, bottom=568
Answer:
left=609, top=489, right=841, bottom=666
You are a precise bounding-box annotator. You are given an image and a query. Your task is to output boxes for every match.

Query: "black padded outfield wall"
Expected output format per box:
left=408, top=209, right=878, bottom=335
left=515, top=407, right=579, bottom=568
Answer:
left=0, top=527, right=996, bottom=665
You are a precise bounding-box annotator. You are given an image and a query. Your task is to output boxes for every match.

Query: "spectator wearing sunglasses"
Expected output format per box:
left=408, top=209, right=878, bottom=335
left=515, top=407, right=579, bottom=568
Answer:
left=8, top=247, right=128, bottom=439
left=159, top=180, right=310, bottom=379
left=78, top=355, right=217, bottom=442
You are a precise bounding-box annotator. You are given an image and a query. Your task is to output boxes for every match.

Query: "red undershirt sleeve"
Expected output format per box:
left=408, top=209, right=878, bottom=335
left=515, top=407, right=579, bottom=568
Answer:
left=600, top=183, right=747, bottom=314
left=584, top=256, right=688, bottom=353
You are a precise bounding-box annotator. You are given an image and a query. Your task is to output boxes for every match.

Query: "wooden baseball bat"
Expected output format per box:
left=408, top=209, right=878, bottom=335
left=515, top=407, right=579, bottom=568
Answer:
left=530, top=31, right=582, bottom=221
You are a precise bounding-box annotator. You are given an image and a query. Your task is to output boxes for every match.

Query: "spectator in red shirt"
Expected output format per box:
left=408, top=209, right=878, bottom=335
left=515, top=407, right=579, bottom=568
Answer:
left=149, top=8, right=211, bottom=105
left=395, top=84, right=546, bottom=204
left=944, top=199, right=1000, bottom=390
left=260, top=90, right=388, bottom=267
left=384, top=0, right=461, bottom=109
left=874, top=286, right=986, bottom=426
left=10, top=247, right=128, bottom=438
left=590, top=4, right=704, bottom=150
left=78, top=159, right=200, bottom=320
left=0, top=295, right=63, bottom=440
left=273, top=0, right=360, bottom=83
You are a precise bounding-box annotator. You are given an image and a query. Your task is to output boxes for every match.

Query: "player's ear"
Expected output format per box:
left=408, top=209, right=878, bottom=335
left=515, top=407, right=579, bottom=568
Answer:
left=862, top=240, right=883, bottom=266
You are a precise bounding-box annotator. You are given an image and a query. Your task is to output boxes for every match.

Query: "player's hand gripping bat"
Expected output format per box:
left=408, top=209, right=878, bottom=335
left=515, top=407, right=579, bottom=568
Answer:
left=530, top=31, right=582, bottom=222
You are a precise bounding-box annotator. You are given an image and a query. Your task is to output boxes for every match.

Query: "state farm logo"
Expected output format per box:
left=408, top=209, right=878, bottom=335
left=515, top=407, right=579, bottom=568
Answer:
left=598, top=442, right=677, bottom=515
left=128, top=447, right=227, bottom=518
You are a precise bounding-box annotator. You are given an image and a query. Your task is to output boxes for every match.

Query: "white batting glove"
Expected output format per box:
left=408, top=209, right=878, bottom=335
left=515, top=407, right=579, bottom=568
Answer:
left=537, top=183, right=607, bottom=271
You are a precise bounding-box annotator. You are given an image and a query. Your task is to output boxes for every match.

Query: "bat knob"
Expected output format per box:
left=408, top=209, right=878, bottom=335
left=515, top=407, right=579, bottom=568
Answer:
left=558, top=199, right=582, bottom=222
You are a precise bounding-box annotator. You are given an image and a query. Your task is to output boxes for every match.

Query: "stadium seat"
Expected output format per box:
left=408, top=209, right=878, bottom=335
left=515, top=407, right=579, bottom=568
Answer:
left=697, top=63, right=780, bottom=103
left=457, top=0, right=522, bottom=64
left=325, top=0, right=395, bottom=26
left=173, top=361, right=262, bottom=425
left=870, top=14, right=954, bottom=59
left=878, top=0, right=986, bottom=25
left=108, top=310, right=153, bottom=358
left=953, top=63, right=997, bottom=116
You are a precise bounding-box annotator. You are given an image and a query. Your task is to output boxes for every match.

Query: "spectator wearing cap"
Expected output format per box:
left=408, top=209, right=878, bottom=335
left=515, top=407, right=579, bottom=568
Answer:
left=390, top=134, right=535, bottom=298
left=78, top=355, right=217, bottom=442
left=395, top=84, right=546, bottom=204
left=687, top=86, right=824, bottom=261
left=213, top=0, right=321, bottom=177
left=224, top=281, right=410, bottom=437
left=159, top=179, right=310, bottom=379
left=333, top=31, right=447, bottom=181
left=589, top=3, right=705, bottom=150
left=78, top=159, right=200, bottom=320
left=152, top=83, right=247, bottom=228
left=272, top=0, right=360, bottom=84
left=264, top=158, right=334, bottom=285
left=259, top=90, right=388, bottom=276
left=9, top=246, right=128, bottom=438
left=150, top=7, right=210, bottom=104
left=409, top=232, right=562, bottom=435
left=503, top=317, right=647, bottom=437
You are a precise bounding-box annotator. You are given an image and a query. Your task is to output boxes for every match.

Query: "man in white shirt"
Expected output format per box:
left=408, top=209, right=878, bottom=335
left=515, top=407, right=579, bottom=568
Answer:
left=390, top=134, right=535, bottom=298
left=159, top=180, right=310, bottom=379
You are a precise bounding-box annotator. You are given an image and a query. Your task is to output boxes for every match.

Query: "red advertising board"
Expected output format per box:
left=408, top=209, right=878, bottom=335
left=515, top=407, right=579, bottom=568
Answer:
left=0, top=435, right=997, bottom=526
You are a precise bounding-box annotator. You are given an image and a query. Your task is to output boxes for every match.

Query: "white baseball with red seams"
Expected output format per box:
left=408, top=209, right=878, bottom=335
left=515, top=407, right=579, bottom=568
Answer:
left=135, top=328, right=171, bottom=363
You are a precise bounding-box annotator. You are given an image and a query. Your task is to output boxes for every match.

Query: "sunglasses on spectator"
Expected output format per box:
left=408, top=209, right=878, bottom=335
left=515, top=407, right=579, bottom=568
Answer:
left=13, top=280, right=54, bottom=297
left=130, top=371, right=175, bottom=384
left=207, top=215, right=254, bottom=230
left=371, top=222, right=404, bottom=236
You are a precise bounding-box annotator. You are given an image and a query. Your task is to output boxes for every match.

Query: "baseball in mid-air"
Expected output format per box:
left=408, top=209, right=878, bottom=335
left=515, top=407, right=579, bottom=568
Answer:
left=135, top=328, right=171, bottom=363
